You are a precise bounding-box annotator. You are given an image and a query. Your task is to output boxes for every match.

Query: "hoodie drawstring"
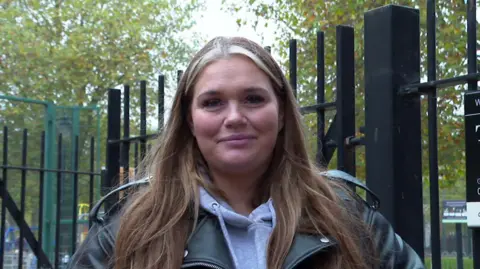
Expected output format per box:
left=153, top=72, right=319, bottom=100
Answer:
left=211, top=202, right=240, bottom=269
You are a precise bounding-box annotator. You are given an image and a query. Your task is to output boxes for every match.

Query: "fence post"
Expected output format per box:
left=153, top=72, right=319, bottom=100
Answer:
left=364, top=5, right=424, bottom=259
left=336, top=25, right=356, bottom=176
left=43, top=101, right=56, bottom=262
left=105, top=88, right=121, bottom=215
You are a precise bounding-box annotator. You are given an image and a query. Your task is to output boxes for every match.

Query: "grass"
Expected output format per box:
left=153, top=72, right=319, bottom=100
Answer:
left=424, top=257, right=473, bottom=269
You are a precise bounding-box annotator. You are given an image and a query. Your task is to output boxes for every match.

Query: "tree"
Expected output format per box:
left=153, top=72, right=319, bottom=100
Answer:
left=0, top=0, right=203, bottom=240
left=223, top=0, right=473, bottom=199
left=1, top=0, right=201, bottom=105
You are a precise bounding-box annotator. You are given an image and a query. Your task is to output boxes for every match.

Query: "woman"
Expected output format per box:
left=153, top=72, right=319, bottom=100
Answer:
left=68, top=36, right=424, bottom=269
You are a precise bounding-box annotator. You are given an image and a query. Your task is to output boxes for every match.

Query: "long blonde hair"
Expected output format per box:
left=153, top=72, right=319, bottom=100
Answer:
left=114, top=37, right=375, bottom=269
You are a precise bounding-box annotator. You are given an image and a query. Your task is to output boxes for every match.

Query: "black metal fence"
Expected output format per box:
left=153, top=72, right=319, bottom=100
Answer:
left=0, top=128, right=99, bottom=269
left=2, top=2, right=480, bottom=269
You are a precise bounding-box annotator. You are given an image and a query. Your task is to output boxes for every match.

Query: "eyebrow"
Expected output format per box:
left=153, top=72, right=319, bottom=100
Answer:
left=244, top=86, right=269, bottom=93
left=196, top=86, right=269, bottom=98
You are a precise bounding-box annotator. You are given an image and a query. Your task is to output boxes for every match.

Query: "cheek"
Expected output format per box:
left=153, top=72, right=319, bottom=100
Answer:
left=251, top=106, right=281, bottom=133
left=191, top=112, right=221, bottom=138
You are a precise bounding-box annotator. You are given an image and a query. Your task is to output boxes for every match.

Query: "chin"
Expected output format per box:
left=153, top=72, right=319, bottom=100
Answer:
left=218, top=159, right=259, bottom=172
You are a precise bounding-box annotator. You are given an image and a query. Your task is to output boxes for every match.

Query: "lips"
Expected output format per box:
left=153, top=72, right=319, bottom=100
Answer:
left=218, top=134, right=256, bottom=143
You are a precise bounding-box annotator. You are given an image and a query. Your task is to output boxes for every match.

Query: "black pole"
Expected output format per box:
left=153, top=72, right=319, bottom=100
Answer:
left=426, top=1, right=441, bottom=268
left=158, top=75, right=165, bottom=131
left=177, top=70, right=183, bottom=85
left=0, top=126, right=7, bottom=269
left=289, top=39, right=297, bottom=98
left=469, top=229, right=473, bottom=257
left=38, top=131, right=45, bottom=265
left=456, top=223, right=464, bottom=269
left=122, top=84, right=130, bottom=183
left=134, top=143, right=139, bottom=174
left=100, top=168, right=107, bottom=197
left=106, top=89, right=121, bottom=215
left=88, top=137, right=95, bottom=228
left=18, top=129, right=27, bottom=269
left=364, top=5, right=424, bottom=259
left=316, top=31, right=326, bottom=167
left=140, top=81, right=147, bottom=161
left=335, top=25, right=356, bottom=176
left=71, top=135, right=79, bottom=253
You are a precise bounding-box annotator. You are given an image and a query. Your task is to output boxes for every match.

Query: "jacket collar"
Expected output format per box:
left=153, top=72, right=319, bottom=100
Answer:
left=182, top=215, right=234, bottom=268
left=283, top=234, right=336, bottom=269
left=182, top=211, right=337, bottom=269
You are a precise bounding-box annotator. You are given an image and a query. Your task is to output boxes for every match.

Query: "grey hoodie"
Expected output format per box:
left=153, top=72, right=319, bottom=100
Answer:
left=199, top=187, right=276, bottom=269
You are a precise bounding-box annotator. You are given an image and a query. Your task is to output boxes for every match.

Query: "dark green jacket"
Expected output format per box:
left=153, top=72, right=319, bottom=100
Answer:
left=67, top=172, right=425, bottom=269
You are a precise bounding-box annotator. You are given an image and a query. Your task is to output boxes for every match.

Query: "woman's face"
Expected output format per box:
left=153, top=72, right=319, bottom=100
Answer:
left=190, top=55, right=283, bottom=176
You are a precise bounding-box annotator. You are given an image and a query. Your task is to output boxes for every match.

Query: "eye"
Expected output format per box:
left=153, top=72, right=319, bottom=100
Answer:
left=201, top=98, right=222, bottom=108
left=245, top=95, right=265, bottom=104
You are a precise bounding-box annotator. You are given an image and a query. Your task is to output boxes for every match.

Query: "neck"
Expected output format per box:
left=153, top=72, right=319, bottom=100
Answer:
left=209, top=169, right=262, bottom=215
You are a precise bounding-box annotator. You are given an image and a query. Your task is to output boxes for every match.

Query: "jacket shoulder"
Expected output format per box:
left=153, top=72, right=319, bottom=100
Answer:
left=366, top=207, right=425, bottom=268
left=67, top=179, right=149, bottom=269
left=66, top=214, right=119, bottom=269
left=321, top=170, right=380, bottom=210
left=321, top=170, right=424, bottom=268
left=89, top=178, right=150, bottom=224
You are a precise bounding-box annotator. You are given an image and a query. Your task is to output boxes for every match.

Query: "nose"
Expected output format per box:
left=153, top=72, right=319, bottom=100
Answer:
left=224, top=103, right=247, bottom=128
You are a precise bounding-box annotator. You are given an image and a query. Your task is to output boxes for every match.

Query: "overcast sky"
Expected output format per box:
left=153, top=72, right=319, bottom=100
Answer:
left=190, top=0, right=278, bottom=47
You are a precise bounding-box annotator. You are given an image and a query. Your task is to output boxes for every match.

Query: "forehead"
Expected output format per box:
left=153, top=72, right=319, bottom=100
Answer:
left=193, top=55, right=273, bottom=97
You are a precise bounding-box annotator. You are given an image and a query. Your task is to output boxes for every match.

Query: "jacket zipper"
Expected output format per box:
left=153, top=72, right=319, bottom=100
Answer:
left=181, top=262, right=225, bottom=269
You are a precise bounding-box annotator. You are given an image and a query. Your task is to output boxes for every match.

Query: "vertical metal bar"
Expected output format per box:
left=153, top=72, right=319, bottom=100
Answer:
left=147, top=143, right=152, bottom=153
left=426, top=1, right=441, bottom=268
left=89, top=137, right=94, bottom=228
left=106, top=89, right=121, bottom=214
left=140, top=81, right=147, bottom=161
left=467, top=0, right=477, bottom=80
left=43, top=102, right=56, bottom=261
left=336, top=25, right=356, bottom=176
left=55, top=134, right=63, bottom=269
left=38, top=131, right=45, bottom=269
left=466, top=1, right=479, bottom=268
left=71, top=136, right=79, bottom=253
left=456, top=223, right=464, bottom=269
left=470, top=229, right=474, bottom=257
left=18, top=129, right=28, bottom=269
left=289, top=39, right=297, bottom=98
left=134, top=143, right=139, bottom=171
left=364, top=5, right=424, bottom=258
left=158, top=75, right=165, bottom=131
left=0, top=126, right=7, bottom=269
left=122, top=84, right=130, bottom=183
left=100, top=168, right=107, bottom=197
left=177, top=70, right=183, bottom=84
left=317, top=31, right=326, bottom=167
left=467, top=228, right=472, bottom=258
left=430, top=127, right=441, bottom=268
left=95, top=106, right=101, bottom=203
